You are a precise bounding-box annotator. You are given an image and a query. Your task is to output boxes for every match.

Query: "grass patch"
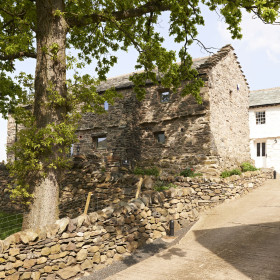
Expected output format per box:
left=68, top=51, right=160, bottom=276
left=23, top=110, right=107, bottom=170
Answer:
left=133, top=166, right=159, bottom=176
left=180, top=168, right=202, bottom=178
left=241, top=162, right=258, bottom=172
left=154, top=181, right=178, bottom=192
left=221, top=169, right=242, bottom=178
left=0, top=211, right=23, bottom=240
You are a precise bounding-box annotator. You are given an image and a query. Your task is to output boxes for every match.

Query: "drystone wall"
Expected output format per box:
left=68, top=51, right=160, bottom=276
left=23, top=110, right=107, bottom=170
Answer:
left=0, top=164, right=17, bottom=213
left=0, top=169, right=272, bottom=280
left=0, top=156, right=137, bottom=217
left=208, top=47, right=250, bottom=170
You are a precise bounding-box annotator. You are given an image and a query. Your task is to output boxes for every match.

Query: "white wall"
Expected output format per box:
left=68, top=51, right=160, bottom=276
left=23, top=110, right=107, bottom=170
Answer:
left=249, top=105, right=280, bottom=139
left=249, top=105, right=280, bottom=172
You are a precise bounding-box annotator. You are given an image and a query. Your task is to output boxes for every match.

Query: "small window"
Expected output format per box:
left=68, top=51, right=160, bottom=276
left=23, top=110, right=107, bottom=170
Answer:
left=154, top=132, right=165, bottom=144
left=104, top=101, right=109, bottom=111
left=160, top=91, right=171, bottom=103
left=256, top=111, right=265, bottom=125
left=93, top=136, right=107, bottom=149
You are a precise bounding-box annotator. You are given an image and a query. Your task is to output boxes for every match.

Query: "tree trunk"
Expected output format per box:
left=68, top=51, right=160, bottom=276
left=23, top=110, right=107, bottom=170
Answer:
left=22, top=0, right=67, bottom=229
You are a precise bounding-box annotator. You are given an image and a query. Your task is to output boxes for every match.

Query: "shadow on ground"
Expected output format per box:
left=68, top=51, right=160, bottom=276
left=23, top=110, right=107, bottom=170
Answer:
left=194, top=221, right=280, bottom=280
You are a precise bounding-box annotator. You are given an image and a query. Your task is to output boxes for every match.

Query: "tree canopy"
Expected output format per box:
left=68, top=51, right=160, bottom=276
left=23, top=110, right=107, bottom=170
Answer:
left=0, top=0, right=279, bottom=229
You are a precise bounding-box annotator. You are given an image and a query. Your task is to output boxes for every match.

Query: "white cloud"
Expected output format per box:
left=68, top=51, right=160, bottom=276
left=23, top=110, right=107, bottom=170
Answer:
left=218, top=11, right=280, bottom=64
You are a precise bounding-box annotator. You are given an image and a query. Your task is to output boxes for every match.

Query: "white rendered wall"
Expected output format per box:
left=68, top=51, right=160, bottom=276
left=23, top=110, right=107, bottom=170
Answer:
left=249, top=105, right=280, bottom=139
left=249, top=105, right=280, bottom=173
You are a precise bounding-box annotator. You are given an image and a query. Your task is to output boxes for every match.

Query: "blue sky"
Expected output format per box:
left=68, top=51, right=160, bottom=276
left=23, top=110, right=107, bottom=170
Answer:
left=1, top=6, right=280, bottom=162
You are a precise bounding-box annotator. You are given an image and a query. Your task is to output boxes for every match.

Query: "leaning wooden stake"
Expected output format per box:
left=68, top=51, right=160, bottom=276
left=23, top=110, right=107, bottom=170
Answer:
left=84, top=192, right=92, bottom=215
left=135, top=177, right=143, bottom=199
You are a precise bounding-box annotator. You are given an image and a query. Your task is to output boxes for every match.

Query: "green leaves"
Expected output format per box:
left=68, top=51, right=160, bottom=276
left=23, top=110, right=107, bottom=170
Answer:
left=0, top=72, right=27, bottom=118
left=3, top=0, right=280, bottom=204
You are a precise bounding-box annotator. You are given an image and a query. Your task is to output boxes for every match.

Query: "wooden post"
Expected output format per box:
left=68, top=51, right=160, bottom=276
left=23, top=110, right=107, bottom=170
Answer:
left=135, top=177, right=143, bottom=199
left=84, top=192, right=92, bottom=215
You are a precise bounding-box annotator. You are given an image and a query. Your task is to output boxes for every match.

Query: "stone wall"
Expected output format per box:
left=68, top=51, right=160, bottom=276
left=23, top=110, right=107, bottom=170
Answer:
left=0, top=169, right=272, bottom=280
left=0, top=164, right=18, bottom=213
left=208, top=47, right=251, bottom=170
left=74, top=82, right=212, bottom=175
left=6, top=46, right=251, bottom=175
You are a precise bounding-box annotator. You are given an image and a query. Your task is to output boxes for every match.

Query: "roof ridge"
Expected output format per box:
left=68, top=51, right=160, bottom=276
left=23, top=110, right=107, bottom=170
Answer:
left=250, top=86, right=280, bottom=93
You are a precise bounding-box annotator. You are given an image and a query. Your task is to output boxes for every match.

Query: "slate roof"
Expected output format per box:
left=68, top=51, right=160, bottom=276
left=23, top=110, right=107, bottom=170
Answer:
left=250, top=87, right=280, bottom=108
left=97, top=44, right=245, bottom=92
left=97, top=56, right=209, bottom=92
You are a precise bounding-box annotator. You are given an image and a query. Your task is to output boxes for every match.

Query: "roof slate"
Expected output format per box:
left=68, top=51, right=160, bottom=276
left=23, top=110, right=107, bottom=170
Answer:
left=250, top=87, right=280, bottom=107
left=97, top=44, right=239, bottom=92
left=96, top=56, right=209, bottom=92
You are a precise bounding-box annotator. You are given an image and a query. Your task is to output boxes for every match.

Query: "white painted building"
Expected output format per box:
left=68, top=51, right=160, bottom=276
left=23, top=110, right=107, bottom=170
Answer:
left=249, top=87, right=280, bottom=172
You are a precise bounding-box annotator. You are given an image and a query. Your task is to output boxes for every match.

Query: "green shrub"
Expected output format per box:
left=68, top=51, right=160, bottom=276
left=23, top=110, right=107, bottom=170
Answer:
left=133, top=166, right=160, bottom=176
left=0, top=211, right=23, bottom=240
left=221, top=170, right=231, bottom=178
left=180, top=168, right=202, bottom=178
left=154, top=181, right=178, bottom=192
left=241, top=162, right=258, bottom=172
left=221, top=168, right=242, bottom=178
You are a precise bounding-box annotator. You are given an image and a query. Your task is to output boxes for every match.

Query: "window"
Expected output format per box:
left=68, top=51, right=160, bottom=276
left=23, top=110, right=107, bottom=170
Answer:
left=93, top=136, right=107, bottom=149
left=104, top=101, right=109, bottom=111
left=160, top=91, right=171, bottom=103
left=256, top=111, right=265, bottom=125
left=154, top=132, right=165, bottom=144
left=257, top=142, right=266, bottom=157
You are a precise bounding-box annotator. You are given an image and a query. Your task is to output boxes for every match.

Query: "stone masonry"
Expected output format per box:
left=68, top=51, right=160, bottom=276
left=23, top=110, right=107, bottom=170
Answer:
left=0, top=169, right=272, bottom=280
left=6, top=45, right=251, bottom=175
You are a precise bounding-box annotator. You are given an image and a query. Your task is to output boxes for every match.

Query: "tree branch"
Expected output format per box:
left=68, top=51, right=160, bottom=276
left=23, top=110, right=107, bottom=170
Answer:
left=66, top=1, right=170, bottom=28
left=0, top=51, right=37, bottom=60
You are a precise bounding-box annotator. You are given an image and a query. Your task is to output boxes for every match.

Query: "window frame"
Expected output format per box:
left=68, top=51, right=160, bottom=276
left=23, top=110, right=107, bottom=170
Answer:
left=154, top=131, right=165, bottom=144
left=93, top=135, right=107, bottom=150
left=159, top=90, right=171, bottom=103
left=255, top=111, right=266, bottom=125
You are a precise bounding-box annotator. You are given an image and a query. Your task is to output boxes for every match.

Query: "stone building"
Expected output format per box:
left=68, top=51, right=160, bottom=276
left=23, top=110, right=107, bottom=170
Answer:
left=7, top=45, right=251, bottom=175
left=249, top=87, right=280, bottom=173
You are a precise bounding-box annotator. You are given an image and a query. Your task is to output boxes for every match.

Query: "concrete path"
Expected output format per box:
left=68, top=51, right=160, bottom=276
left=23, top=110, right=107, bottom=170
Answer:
left=106, top=179, right=280, bottom=280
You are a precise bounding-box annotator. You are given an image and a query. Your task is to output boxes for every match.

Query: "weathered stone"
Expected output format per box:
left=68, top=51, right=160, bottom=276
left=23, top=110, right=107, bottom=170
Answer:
left=44, top=266, right=52, bottom=273
left=12, top=260, right=23, bottom=269
left=20, top=272, right=31, bottom=280
left=143, top=176, right=154, bottom=189
left=6, top=272, right=20, bottom=280
left=116, top=246, right=126, bottom=254
left=89, top=246, right=100, bottom=253
left=45, top=224, right=59, bottom=238
left=57, top=265, right=80, bottom=280
left=65, top=242, right=76, bottom=251
left=25, top=231, right=38, bottom=242
left=81, top=259, right=93, bottom=270
left=55, top=217, right=70, bottom=234
left=77, top=249, right=88, bottom=261
left=92, top=252, right=101, bottom=264
left=31, top=272, right=40, bottom=280
left=8, top=248, right=19, bottom=257
left=41, top=247, right=51, bottom=256
left=66, top=256, right=76, bottom=266
left=50, top=244, right=60, bottom=254
left=37, top=257, right=47, bottom=264
left=23, top=259, right=36, bottom=269
left=89, top=212, right=99, bottom=224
